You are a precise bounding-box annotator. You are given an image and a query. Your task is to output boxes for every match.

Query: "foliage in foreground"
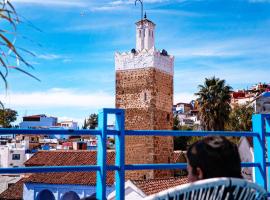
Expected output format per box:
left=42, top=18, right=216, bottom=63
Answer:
left=0, top=0, right=40, bottom=89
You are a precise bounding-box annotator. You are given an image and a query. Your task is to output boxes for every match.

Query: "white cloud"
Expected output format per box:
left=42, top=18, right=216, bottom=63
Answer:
left=249, top=0, right=270, bottom=2
left=37, top=54, right=62, bottom=60
left=171, top=37, right=270, bottom=58
left=63, top=21, right=128, bottom=32
left=0, top=88, right=114, bottom=109
left=12, top=0, right=87, bottom=7
left=109, top=0, right=169, bottom=5
left=90, top=0, right=170, bottom=12
left=90, top=5, right=126, bottom=11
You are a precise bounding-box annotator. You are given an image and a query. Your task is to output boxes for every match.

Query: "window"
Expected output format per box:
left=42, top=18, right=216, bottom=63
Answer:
left=61, top=191, right=80, bottom=200
left=139, top=30, right=141, bottom=37
left=144, top=93, right=147, bottom=101
left=166, top=114, right=170, bottom=122
left=149, top=30, right=151, bottom=37
left=12, top=154, right=20, bottom=160
left=37, top=190, right=55, bottom=200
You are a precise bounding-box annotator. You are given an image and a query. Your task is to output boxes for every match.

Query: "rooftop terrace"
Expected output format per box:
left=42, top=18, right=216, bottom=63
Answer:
left=0, top=108, right=269, bottom=200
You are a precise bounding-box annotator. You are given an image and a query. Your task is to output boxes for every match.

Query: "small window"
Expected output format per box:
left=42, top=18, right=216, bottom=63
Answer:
left=139, top=30, right=141, bottom=37
left=166, top=114, right=170, bottom=122
left=149, top=30, right=151, bottom=37
left=144, top=93, right=147, bottom=101
left=12, top=154, right=20, bottom=160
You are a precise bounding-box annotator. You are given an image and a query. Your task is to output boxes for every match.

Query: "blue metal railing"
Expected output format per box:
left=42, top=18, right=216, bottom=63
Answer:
left=0, top=108, right=269, bottom=200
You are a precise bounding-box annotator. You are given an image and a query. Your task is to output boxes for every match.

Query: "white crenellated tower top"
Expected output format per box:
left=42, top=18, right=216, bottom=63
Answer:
left=136, top=14, right=155, bottom=51
left=115, top=15, right=174, bottom=76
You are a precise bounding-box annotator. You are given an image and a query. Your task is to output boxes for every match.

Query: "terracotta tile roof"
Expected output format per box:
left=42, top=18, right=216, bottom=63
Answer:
left=0, top=178, right=25, bottom=200
left=24, top=150, right=115, bottom=186
left=132, top=177, right=188, bottom=196
left=0, top=172, right=114, bottom=200
left=24, top=150, right=115, bottom=166
left=25, top=171, right=114, bottom=186
left=0, top=151, right=115, bottom=200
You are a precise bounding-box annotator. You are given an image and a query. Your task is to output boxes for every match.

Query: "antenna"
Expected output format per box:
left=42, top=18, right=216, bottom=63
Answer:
left=135, top=0, right=143, bottom=21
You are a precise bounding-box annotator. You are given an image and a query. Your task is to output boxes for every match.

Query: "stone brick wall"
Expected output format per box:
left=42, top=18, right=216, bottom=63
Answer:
left=116, top=67, right=174, bottom=180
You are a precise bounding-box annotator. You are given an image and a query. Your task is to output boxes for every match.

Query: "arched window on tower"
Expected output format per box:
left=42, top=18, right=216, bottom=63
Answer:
left=139, top=30, right=141, bottom=38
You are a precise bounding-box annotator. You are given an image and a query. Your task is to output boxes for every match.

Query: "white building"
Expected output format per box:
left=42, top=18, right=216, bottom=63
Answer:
left=255, top=92, right=270, bottom=114
left=0, top=142, right=29, bottom=168
left=174, top=102, right=200, bottom=127
left=58, top=121, right=78, bottom=129
left=19, top=114, right=57, bottom=129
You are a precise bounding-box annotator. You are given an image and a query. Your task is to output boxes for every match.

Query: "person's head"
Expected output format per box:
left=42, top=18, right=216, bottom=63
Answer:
left=186, top=136, right=242, bottom=182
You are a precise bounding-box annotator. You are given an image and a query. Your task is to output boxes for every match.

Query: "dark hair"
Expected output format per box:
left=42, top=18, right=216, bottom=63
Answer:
left=187, top=136, right=242, bottom=179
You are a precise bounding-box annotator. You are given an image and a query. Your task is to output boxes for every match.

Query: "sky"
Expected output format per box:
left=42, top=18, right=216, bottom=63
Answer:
left=1, top=0, right=270, bottom=126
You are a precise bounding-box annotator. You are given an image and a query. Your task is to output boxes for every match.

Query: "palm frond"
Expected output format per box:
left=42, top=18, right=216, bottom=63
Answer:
left=0, top=0, right=40, bottom=89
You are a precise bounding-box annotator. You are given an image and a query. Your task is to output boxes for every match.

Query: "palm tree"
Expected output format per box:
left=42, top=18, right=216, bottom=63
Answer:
left=0, top=0, right=39, bottom=89
left=195, top=77, right=232, bottom=131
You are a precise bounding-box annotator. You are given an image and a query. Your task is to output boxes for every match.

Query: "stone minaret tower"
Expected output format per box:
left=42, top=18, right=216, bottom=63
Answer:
left=115, top=15, right=174, bottom=180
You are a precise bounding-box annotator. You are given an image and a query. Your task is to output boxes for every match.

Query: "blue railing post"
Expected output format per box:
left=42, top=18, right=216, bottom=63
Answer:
left=265, top=115, right=270, bottom=191
left=252, top=114, right=267, bottom=190
left=97, top=109, right=108, bottom=200
left=114, top=109, right=125, bottom=200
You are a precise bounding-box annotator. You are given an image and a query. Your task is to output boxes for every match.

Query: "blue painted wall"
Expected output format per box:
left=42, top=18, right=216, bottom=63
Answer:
left=23, top=182, right=115, bottom=200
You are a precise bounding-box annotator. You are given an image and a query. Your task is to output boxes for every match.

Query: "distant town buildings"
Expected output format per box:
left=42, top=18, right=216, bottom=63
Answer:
left=173, top=83, right=270, bottom=129
left=231, top=83, right=270, bottom=107
left=173, top=101, right=200, bottom=128
left=57, top=121, right=78, bottom=129
left=19, top=114, right=57, bottom=129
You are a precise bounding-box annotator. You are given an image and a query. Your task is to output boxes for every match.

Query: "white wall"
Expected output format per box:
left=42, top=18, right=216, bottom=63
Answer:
left=0, top=145, right=26, bottom=168
left=238, top=137, right=254, bottom=181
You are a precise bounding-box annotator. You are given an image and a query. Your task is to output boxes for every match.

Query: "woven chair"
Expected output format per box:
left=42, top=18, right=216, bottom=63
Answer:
left=144, top=178, right=267, bottom=200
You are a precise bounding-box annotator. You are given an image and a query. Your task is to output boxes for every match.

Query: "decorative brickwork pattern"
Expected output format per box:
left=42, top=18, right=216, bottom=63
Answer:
left=116, top=67, right=174, bottom=180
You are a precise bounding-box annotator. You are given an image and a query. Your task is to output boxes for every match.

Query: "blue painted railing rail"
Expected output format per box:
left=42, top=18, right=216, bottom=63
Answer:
left=0, top=108, right=269, bottom=199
